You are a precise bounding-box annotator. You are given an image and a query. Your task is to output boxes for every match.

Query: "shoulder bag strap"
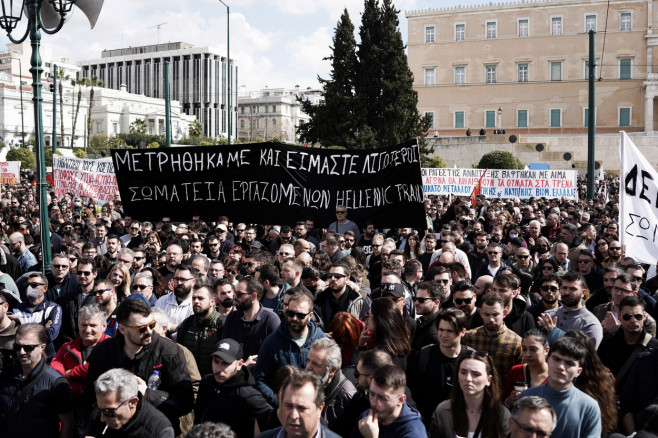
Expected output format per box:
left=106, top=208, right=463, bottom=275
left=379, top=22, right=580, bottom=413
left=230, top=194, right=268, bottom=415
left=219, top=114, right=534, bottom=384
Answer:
left=325, top=375, right=347, bottom=405
left=615, top=333, right=653, bottom=390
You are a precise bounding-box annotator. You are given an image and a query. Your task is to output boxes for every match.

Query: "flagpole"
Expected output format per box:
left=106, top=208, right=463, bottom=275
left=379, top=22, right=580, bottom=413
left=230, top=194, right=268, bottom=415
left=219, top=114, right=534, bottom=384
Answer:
left=619, top=132, right=625, bottom=252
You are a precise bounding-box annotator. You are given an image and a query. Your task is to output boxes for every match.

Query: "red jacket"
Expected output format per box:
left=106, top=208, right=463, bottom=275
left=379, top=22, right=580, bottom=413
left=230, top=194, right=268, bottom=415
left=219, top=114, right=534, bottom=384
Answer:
left=50, top=333, right=111, bottom=396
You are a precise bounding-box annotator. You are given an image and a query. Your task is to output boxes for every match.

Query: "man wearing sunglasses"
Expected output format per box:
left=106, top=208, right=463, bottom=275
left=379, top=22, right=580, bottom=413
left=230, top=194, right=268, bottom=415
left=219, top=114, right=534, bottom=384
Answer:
left=84, top=298, right=194, bottom=436
left=508, top=396, right=556, bottom=438
left=599, top=296, right=658, bottom=394
left=59, top=257, right=98, bottom=345
left=0, top=323, right=73, bottom=438
left=452, top=281, right=479, bottom=329
left=410, top=281, right=445, bottom=352
left=254, top=289, right=326, bottom=406
left=315, top=264, right=370, bottom=324
left=327, top=205, right=361, bottom=243
left=86, top=368, right=174, bottom=437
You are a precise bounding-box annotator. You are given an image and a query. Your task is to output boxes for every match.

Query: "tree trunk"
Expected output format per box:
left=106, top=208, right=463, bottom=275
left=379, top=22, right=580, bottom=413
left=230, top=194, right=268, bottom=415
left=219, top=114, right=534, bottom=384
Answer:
left=71, top=87, right=82, bottom=148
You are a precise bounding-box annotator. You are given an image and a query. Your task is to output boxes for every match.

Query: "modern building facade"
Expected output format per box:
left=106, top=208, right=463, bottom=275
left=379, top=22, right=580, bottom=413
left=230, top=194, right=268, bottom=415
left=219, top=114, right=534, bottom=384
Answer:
left=237, top=86, right=322, bottom=143
left=406, top=0, right=657, bottom=136
left=78, top=42, right=236, bottom=139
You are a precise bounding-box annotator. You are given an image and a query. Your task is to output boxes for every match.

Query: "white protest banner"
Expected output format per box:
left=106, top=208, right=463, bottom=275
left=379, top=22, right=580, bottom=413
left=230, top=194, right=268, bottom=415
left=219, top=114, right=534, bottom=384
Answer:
left=619, top=131, right=658, bottom=264
left=53, top=156, right=118, bottom=203
left=0, top=161, right=20, bottom=185
left=421, top=168, right=578, bottom=200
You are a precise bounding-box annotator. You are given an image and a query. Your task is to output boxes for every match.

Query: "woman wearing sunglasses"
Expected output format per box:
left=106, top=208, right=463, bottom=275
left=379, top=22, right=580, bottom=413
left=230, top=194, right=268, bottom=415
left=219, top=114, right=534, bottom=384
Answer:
left=429, top=350, right=510, bottom=438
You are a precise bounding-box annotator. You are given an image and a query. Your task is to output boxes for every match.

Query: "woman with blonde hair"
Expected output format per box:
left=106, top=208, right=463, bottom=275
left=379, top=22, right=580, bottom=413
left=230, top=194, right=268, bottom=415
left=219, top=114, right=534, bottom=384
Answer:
left=108, top=263, right=131, bottom=301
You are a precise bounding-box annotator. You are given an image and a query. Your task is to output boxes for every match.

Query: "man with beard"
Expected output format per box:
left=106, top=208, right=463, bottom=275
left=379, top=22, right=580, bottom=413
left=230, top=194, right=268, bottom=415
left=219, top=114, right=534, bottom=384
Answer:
left=411, top=281, right=445, bottom=352
left=0, top=324, right=73, bottom=438
left=45, top=253, right=79, bottom=305
left=59, top=257, right=96, bottom=344
left=254, top=290, right=326, bottom=406
left=418, top=233, right=437, bottom=274
left=538, top=271, right=603, bottom=348
left=560, top=224, right=587, bottom=272
left=586, top=264, right=623, bottom=311
left=462, top=292, right=523, bottom=380
left=306, top=337, right=356, bottom=432
left=194, top=338, right=273, bottom=437
left=155, top=264, right=196, bottom=333
left=294, top=221, right=320, bottom=248
left=470, top=273, right=535, bottom=337
left=84, top=299, right=193, bottom=435
left=221, top=276, right=280, bottom=364
left=244, top=250, right=271, bottom=277
left=467, top=231, right=489, bottom=275
left=94, top=279, right=119, bottom=336
left=205, top=235, right=223, bottom=260
left=452, top=281, right=479, bottom=329
left=356, top=221, right=376, bottom=255
left=131, top=247, right=147, bottom=274
left=8, top=231, right=37, bottom=273
left=528, top=274, right=562, bottom=320
left=594, top=273, right=656, bottom=337
left=176, top=285, right=225, bottom=377
left=315, top=263, right=369, bottom=324
left=472, top=242, right=509, bottom=282
left=159, top=244, right=185, bottom=293
left=214, top=278, right=235, bottom=316
left=541, top=212, right=561, bottom=243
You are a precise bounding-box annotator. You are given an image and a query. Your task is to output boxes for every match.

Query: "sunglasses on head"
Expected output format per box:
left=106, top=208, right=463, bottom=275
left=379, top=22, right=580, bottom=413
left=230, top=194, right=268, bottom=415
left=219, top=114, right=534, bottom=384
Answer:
left=124, top=320, right=156, bottom=334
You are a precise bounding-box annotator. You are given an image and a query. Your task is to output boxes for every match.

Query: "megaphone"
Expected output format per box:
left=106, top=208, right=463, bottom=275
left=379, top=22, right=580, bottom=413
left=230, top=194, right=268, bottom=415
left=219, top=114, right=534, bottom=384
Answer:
left=35, top=0, right=104, bottom=29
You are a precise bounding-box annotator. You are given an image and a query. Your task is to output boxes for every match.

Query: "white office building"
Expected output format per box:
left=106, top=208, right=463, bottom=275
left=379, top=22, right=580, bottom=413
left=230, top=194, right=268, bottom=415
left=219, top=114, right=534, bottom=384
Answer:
left=78, top=42, right=237, bottom=140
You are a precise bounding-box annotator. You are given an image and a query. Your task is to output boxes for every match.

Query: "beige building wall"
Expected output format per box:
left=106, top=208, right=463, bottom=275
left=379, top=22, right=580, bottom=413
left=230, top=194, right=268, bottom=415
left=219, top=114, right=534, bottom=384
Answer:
left=407, top=0, right=655, bottom=136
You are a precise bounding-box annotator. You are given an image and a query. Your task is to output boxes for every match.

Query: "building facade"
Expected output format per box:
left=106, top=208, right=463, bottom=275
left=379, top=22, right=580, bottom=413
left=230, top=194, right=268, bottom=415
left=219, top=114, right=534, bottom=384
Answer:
left=78, top=42, right=236, bottom=139
left=237, top=86, right=322, bottom=143
left=406, top=0, right=657, bottom=136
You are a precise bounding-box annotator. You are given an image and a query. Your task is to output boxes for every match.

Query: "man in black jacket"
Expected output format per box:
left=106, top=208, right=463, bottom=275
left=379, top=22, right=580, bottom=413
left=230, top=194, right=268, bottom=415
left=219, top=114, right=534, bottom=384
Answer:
left=86, top=368, right=174, bottom=438
left=84, top=298, right=194, bottom=435
left=194, top=338, right=273, bottom=438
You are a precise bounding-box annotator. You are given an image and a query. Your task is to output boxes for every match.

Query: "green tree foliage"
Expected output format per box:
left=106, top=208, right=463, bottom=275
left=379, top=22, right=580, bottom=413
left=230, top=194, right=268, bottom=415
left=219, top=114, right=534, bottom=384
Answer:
left=56, top=69, right=70, bottom=148
left=299, top=0, right=430, bottom=153
left=129, top=119, right=148, bottom=135
left=421, top=156, right=447, bottom=168
left=189, top=120, right=203, bottom=138
left=7, top=147, right=36, bottom=169
left=45, top=149, right=63, bottom=167
left=86, top=75, right=103, bottom=150
left=147, top=142, right=160, bottom=149
left=478, top=150, right=524, bottom=169
left=119, top=133, right=165, bottom=148
left=74, top=149, right=88, bottom=158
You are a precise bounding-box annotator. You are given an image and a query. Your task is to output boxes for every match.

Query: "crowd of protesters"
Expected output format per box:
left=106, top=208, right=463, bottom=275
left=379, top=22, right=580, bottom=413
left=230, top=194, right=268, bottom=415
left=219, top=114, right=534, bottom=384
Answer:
left=0, top=173, right=657, bottom=438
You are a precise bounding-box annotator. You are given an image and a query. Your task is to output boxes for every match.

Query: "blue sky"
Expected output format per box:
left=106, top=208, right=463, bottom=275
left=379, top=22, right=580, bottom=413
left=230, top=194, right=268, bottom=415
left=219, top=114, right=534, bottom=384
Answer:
left=2, top=0, right=486, bottom=91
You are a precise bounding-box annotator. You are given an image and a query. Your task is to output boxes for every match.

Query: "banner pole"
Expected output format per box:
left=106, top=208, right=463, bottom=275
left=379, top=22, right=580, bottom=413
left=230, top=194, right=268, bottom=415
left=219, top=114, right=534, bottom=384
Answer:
left=619, top=131, right=625, bottom=254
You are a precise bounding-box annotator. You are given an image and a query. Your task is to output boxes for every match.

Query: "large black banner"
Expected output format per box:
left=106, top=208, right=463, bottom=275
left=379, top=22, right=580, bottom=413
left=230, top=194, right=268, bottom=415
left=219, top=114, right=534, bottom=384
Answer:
left=111, top=140, right=425, bottom=229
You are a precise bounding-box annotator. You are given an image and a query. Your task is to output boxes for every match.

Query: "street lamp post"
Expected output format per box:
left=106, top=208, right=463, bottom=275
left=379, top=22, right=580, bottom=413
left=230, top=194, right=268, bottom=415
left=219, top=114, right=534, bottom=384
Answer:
left=0, top=0, right=103, bottom=273
left=18, top=58, right=26, bottom=147
left=218, top=0, right=231, bottom=145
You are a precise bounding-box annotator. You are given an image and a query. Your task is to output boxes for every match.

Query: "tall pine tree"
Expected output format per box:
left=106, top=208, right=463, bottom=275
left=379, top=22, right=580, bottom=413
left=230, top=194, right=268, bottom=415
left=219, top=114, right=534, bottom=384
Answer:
left=298, top=0, right=431, bottom=152
left=298, top=9, right=358, bottom=147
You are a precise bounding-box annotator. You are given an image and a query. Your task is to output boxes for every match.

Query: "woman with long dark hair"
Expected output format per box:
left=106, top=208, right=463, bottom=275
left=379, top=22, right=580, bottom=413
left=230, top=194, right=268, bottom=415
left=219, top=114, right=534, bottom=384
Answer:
left=503, top=328, right=550, bottom=407
left=403, top=231, right=423, bottom=261
left=358, top=297, right=411, bottom=370
left=430, top=351, right=510, bottom=438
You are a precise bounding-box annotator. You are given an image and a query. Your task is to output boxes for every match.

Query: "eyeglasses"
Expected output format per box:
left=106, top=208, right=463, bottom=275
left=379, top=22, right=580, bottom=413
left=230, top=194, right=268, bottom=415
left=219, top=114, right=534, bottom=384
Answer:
left=541, top=266, right=554, bottom=271
left=94, top=288, right=112, bottom=295
left=99, top=398, right=130, bottom=418
left=130, top=227, right=140, bottom=231
left=279, top=252, right=292, bottom=256
left=413, top=297, right=433, bottom=304
left=609, top=247, right=621, bottom=251
left=436, top=279, right=450, bottom=284
left=78, top=271, right=93, bottom=277
left=124, top=320, right=156, bottom=334
left=511, top=418, right=551, bottom=438
left=632, top=276, right=644, bottom=282
left=336, top=210, right=346, bottom=214
left=133, top=257, right=144, bottom=261
left=577, top=259, right=592, bottom=264
left=227, top=270, right=237, bottom=275
left=69, top=258, right=77, bottom=263
left=52, top=264, right=69, bottom=269
left=622, top=313, right=644, bottom=321
left=454, top=297, right=473, bottom=305
left=613, top=286, right=634, bottom=294
left=208, top=243, right=219, bottom=247
left=367, top=390, right=392, bottom=403
left=132, top=284, right=149, bottom=290
left=517, top=255, right=530, bottom=259
left=285, top=309, right=311, bottom=320
left=327, top=273, right=347, bottom=280
left=488, top=251, right=500, bottom=255
left=540, top=285, right=559, bottom=293
left=236, top=229, right=245, bottom=233
left=13, top=343, right=40, bottom=353
left=27, top=282, right=46, bottom=288
left=596, top=242, right=608, bottom=247
left=174, top=277, right=194, bottom=283
left=353, top=370, right=370, bottom=379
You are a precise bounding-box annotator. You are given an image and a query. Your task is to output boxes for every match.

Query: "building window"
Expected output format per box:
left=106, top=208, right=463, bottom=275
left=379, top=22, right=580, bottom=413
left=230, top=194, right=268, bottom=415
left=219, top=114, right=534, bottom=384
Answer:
left=425, top=111, right=435, bottom=129
left=455, top=24, right=465, bottom=41
left=240, top=120, right=245, bottom=129
left=518, top=19, right=529, bottom=37
left=424, top=68, right=436, bottom=86
left=486, top=21, right=497, bottom=39
left=272, top=105, right=276, bottom=113
left=485, top=111, right=496, bottom=128
left=425, top=26, right=435, bottom=43
left=518, top=64, right=529, bottom=82
left=619, top=107, right=631, bottom=126
left=584, top=108, right=598, bottom=126
left=517, top=110, right=528, bottom=128
left=620, top=59, right=631, bottom=79
left=486, top=65, right=497, bottom=83
left=620, top=12, right=631, bottom=31
left=550, top=62, right=562, bottom=81
left=550, top=109, right=561, bottom=127
left=585, top=15, right=596, bottom=32
left=455, top=66, right=465, bottom=85
left=584, top=60, right=598, bottom=79
left=455, top=111, right=465, bottom=128
left=551, top=17, right=562, bottom=35
left=272, top=118, right=277, bottom=126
